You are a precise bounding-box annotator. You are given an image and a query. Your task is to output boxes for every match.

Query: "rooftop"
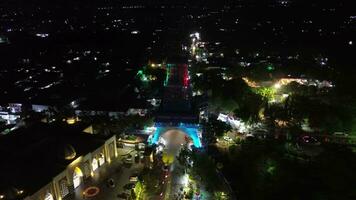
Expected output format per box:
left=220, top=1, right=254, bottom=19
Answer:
left=0, top=122, right=108, bottom=199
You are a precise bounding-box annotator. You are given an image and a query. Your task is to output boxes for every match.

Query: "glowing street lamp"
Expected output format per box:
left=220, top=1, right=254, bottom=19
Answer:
left=182, top=174, right=189, bottom=187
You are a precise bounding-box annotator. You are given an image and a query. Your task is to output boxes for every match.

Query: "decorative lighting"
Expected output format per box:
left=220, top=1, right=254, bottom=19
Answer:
left=66, top=118, right=76, bottom=124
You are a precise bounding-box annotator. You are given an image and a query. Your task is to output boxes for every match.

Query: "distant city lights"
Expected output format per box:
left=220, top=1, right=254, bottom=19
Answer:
left=35, top=33, right=49, bottom=38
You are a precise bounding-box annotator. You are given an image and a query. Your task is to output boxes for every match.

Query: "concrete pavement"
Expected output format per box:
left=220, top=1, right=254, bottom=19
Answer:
left=65, top=146, right=144, bottom=200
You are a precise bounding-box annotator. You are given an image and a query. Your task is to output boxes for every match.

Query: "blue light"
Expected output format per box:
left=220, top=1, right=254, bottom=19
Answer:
left=149, top=127, right=162, bottom=145
left=148, top=123, right=202, bottom=148
left=178, top=124, right=202, bottom=148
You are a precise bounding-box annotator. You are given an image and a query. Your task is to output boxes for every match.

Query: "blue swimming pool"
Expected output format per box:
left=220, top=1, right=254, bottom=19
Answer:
left=148, top=123, right=202, bottom=148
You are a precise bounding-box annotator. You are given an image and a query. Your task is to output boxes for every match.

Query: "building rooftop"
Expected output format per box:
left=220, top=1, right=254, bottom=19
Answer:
left=0, top=122, right=108, bottom=199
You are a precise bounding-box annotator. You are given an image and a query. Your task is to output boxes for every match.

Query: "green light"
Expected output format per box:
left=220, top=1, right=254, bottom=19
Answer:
left=214, top=191, right=229, bottom=200
left=267, top=166, right=276, bottom=174
left=267, top=64, right=274, bottom=71
left=137, top=70, right=149, bottom=82
left=254, top=87, right=276, bottom=101
left=265, top=159, right=277, bottom=175
left=164, top=64, right=171, bottom=86
left=137, top=70, right=143, bottom=76
left=134, top=181, right=143, bottom=199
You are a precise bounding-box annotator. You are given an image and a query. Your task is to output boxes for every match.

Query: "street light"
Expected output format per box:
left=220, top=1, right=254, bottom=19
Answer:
left=182, top=174, right=189, bottom=187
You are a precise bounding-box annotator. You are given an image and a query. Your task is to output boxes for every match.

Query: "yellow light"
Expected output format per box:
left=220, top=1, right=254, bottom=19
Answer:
left=74, top=167, right=84, bottom=177
left=242, top=77, right=259, bottom=88
left=0, top=195, right=5, bottom=199
left=107, top=158, right=111, bottom=164
left=274, top=83, right=281, bottom=89
left=192, top=46, right=196, bottom=54
left=150, top=152, right=154, bottom=163
left=18, top=190, right=24, bottom=194
left=90, top=171, right=94, bottom=177
left=151, top=63, right=156, bottom=67
left=66, top=118, right=76, bottom=124
left=69, top=156, right=83, bottom=167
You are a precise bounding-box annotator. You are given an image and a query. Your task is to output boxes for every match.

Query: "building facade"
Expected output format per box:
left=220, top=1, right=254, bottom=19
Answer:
left=23, top=136, right=117, bottom=200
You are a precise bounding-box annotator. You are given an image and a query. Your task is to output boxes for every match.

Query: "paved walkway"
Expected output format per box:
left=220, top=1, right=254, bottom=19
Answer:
left=65, top=146, right=144, bottom=200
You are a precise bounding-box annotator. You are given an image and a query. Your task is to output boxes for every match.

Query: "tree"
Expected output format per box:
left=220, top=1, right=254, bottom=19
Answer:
left=214, top=191, right=229, bottom=200
left=253, top=87, right=276, bottom=101
left=209, top=78, right=251, bottom=113
left=178, top=146, right=191, bottom=166
left=282, top=81, right=300, bottom=95
left=265, top=104, right=289, bottom=122
left=284, top=94, right=310, bottom=125
left=190, top=153, right=223, bottom=192
left=206, top=118, right=232, bottom=138
left=0, top=120, right=7, bottom=130
left=234, top=92, right=264, bottom=123
left=162, top=152, right=174, bottom=165
left=133, top=181, right=143, bottom=200
left=210, top=96, right=239, bottom=113
left=140, top=167, right=161, bottom=198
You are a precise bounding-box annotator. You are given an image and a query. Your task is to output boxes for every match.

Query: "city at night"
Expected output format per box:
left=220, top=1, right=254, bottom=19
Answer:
left=0, top=0, right=355, bottom=200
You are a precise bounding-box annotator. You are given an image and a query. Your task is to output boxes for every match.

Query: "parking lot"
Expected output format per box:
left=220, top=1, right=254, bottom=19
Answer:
left=69, top=145, right=145, bottom=200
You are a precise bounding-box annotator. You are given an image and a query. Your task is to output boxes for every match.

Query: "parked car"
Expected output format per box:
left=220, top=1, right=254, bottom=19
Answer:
left=162, top=165, right=169, bottom=172
left=125, top=157, right=133, bottom=163
left=107, top=178, right=115, bottom=188
left=134, top=154, right=140, bottom=163
left=117, top=192, right=129, bottom=199
left=123, top=183, right=135, bottom=190
left=139, top=152, right=144, bottom=159
left=138, top=143, right=145, bottom=150
left=129, top=176, right=138, bottom=182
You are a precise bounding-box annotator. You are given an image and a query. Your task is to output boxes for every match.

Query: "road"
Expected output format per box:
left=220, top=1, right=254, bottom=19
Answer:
left=159, top=130, right=191, bottom=200
left=164, top=156, right=186, bottom=200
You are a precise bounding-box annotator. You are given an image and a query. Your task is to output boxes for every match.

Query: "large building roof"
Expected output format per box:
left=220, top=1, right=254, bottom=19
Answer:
left=0, top=122, right=107, bottom=199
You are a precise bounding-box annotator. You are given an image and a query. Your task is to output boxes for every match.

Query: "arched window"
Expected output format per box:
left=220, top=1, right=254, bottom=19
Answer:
left=59, top=179, right=69, bottom=197
left=73, top=167, right=83, bottom=188
left=98, top=153, right=105, bottom=166
left=84, top=162, right=90, bottom=177
left=44, top=192, right=54, bottom=200
left=92, top=158, right=98, bottom=171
